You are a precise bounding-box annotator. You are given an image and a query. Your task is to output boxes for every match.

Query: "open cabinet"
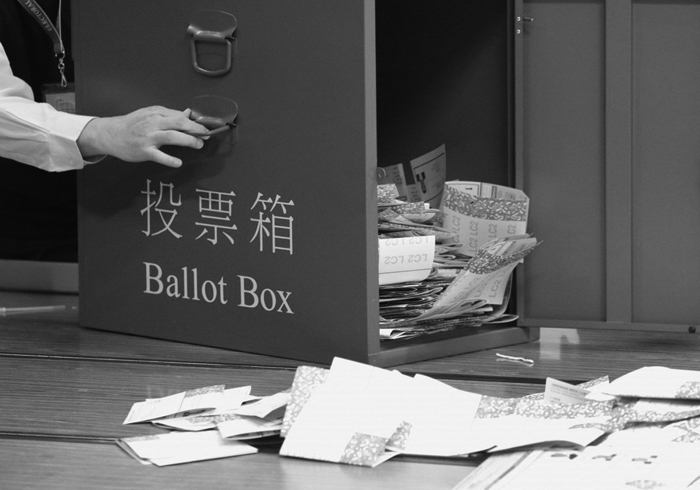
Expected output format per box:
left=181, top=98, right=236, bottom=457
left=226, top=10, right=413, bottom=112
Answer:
left=514, top=0, right=700, bottom=335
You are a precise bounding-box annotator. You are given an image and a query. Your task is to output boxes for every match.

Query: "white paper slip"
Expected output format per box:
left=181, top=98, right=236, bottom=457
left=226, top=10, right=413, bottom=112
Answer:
left=232, top=391, right=290, bottom=419
left=148, top=386, right=258, bottom=431
left=216, top=386, right=254, bottom=412
left=280, top=358, right=411, bottom=467
left=397, top=374, right=483, bottom=457
left=396, top=236, right=537, bottom=325
left=123, top=385, right=225, bottom=424
left=474, top=444, right=700, bottom=490
left=378, top=235, right=435, bottom=286
left=440, top=181, right=529, bottom=256
left=603, top=366, right=700, bottom=399
left=461, top=415, right=606, bottom=456
left=452, top=451, right=535, bottom=490
left=217, top=415, right=283, bottom=440
left=152, top=411, right=246, bottom=432
left=544, top=378, right=591, bottom=405
left=117, top=430, right=257, bottom=466
left=408, top=144, right=447, bottom=208
left=378, top=163, right=410, bottom=201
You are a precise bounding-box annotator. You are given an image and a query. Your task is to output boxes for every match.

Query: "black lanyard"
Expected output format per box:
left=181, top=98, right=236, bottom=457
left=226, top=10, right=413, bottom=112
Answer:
left=15, top=0, right=67, bottom=87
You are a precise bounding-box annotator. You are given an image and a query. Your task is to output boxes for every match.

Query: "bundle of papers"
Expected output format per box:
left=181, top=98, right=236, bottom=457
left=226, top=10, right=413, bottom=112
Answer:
left=278, top=358, right=608, bottom=467
left=378, top=219, right=539, bottom=339
left=377, top=149, right=538, bottom=339
left=440, top=181, right=530, bottom=257
left=116, top=361, right=700, bottom=485
left=118, top=385, right=289, bottom=465
left=455, top=366, right=700, bottom=489
left=117, top=431, right=258, bottom=467
left=453, top=444, right=700, bottom=490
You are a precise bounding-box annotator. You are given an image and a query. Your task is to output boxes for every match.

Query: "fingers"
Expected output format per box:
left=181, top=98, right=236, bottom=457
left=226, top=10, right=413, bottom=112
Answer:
left=153, top=107, right=209, bottom=135
left=81, top=106, right=211, bottom=168
left=158, top=129, right=205, bottom=148
left=149, top=149, right=183, bottom=168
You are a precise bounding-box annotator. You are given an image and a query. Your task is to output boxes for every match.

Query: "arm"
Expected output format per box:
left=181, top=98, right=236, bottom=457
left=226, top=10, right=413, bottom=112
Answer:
left=0, top=43, right=208, bottom=171
left=0, top=43, right=93, bottom=171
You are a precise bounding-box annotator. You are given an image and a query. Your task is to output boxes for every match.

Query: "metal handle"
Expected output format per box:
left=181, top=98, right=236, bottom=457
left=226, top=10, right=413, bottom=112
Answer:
left=188, top=95, right=239, bottom=143
left=187, top=11, right=237, bottom=77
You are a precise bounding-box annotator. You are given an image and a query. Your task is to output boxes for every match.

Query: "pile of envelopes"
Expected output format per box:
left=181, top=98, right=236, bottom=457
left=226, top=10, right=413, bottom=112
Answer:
left=377, top=181, right=538, bottom=340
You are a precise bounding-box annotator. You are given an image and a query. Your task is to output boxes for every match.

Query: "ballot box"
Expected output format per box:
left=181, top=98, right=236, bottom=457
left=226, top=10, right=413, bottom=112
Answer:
left=73, top=0, right=700, bottom=365
left=72, top=0, right=540, bottom=366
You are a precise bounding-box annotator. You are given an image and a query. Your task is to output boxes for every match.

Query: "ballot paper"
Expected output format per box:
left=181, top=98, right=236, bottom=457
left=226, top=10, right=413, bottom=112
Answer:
left=378, top=235, right=436, bottom=286
left=217, top=415, right=283, bottom=440
left=279, top=358, right=409, bottom=467
left=601, top=366, right=700, bottom=399
left=280, top=365, right=330, bottom=438
left=232, top=391, right=290, bottom=419
left=408, top=144, right=447, bottom=208
left=441, top=181, right=529, bottom=256
left=378, top=165, right=411, bottom=201
left=117, top=430, right=257, bottom=466
left=378, top=145, right=447, bottom=208
left=376, top=170, right=538, bottom=331
left=543, top=378, right=592, bottom=405
left=467, top=416, right=605, bottom=454
left=123, top=385, right=225, bottom=424
left=398, top=235, right=538, bottom=323
left=603, top=411, right=700, bottom=447
left=455, top=445, right=700, bottom=490
left=397, top=374, right=483, bottom=456
left=378, top=235, right=537, bottom=332
left=280, top=360, right=608, bottom=463
left=152, top=389, right=287, bottom=434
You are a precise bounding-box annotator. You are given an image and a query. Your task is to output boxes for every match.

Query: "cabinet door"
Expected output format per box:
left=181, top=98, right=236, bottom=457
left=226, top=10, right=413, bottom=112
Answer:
left=515, top=0, right=700, bottom=333
left=73, top=0, right=380, bottom=363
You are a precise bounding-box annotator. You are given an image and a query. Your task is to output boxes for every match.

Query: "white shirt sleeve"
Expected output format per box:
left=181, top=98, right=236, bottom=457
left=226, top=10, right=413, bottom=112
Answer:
left=0, top=42, right=96, bottom=172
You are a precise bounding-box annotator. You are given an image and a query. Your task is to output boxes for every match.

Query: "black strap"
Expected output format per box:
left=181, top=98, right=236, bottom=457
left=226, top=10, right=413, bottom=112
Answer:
left=15, top=0, right=67, bottom=87
left=15, top=0, right=63, bottom=56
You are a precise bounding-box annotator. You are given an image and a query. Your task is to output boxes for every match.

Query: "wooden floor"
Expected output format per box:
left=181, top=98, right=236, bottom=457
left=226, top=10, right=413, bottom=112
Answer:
left=2, top=289, right=700, bottom=489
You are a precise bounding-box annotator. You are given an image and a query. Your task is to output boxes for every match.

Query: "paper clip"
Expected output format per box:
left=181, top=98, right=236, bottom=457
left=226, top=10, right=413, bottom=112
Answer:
left=0, top=305, right=66, bottom=316
left=496, top=352, right=534, bottom=365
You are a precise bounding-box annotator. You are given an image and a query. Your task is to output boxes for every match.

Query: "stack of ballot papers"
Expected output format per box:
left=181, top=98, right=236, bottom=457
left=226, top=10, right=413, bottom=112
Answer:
left=277, top=358, right=608, bottom=467
left=118, top=385, right=289, bottom=466
left=116, top=361, right=700, bottom=486
left=454, top=366, right=700, bottom=489
left=377, top=182, right=539, bottom=340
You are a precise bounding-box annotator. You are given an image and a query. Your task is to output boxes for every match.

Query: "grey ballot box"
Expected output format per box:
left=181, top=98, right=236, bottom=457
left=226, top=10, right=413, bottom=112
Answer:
left=73, top=1, right=538, bottom=366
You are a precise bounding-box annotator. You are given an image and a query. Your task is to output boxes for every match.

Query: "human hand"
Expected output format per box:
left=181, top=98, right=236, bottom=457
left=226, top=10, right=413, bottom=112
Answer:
left=77, top=106, right=209, bottom=168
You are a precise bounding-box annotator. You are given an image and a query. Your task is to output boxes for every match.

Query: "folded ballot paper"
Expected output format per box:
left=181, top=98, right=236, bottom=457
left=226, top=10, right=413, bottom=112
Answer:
left=117, top=363, right=700, bottom=474
left=278, top=358, right=606, bottom=467
left=453, top=444, right=700, bottom=490
left=455, top=367, right=700, bottom=490
left=599, top=366, right=700, bottom=400
left=118, top=386, right=289, bottom=465
left=117, top=430, right=258, bottom=467
left=377, top=176, right=538, bottom=338
left=379, top=233, right=539, bottom=338
left=440, top=181, right=530, bottom=256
